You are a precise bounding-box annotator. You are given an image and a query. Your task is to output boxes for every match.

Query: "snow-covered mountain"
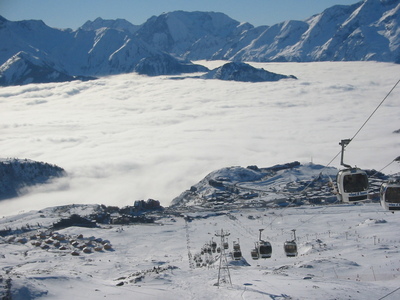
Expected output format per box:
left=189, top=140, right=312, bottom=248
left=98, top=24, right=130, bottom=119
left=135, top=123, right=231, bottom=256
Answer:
left=134, top=11, right=254, bottom=60
left=134, top=53, right=208, bottom=76
left=171, top=162, right=387, bottom=209
left=0, top=51, right=94, bottom=86
left=80, top=17, right=141, bottom=34
left=0, top=158, right=66, bottom=200
left=201, top=62, right=297, bottom=82
left=0, top=0, right=399, bottom=86
left=232, top=0, right=400, bottom=63
left=0, top=16, right=207, bottom=84
left=131, top=1, right=400, bottom=62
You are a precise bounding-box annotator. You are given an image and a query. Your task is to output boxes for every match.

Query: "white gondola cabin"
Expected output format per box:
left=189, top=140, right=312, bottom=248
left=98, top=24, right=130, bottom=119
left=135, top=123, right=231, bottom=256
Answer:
left=223, top=241, right=229, bottom=250
left=284, top=229, right=298, bottom=257
left=257, top=240, right=272, bottom=259
left=251, top=247, right=259, bottom=260
left=233, top=241, right=242, bottom=260
left=336, top=139, right=369, bottom=203
left=255, top=229, right=272, bottom=259
left=337, top=168, right=369, bottom=202
left=380, top=180, right=400, bottom=211
left=284, top=241, right=298, bottom=257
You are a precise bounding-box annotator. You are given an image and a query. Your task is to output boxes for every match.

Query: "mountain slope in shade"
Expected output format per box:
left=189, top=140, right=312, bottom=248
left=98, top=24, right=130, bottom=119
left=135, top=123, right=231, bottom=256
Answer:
left=134, top=54, right=209, bottom=76
left=0, top=51, right=94, bottom=86
left=0, top=158, right=66, bottom=200
left=201, top=62, right=297, bottom=82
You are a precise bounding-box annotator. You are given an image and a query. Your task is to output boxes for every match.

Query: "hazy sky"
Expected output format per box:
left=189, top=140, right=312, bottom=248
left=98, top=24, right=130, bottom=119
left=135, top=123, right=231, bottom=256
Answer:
left=1, top=0, right=361, bottom=29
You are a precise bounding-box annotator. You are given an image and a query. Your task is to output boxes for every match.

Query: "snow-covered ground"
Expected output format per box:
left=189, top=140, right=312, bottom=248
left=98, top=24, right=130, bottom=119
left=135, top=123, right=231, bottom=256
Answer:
left=0, top=61, right=399, bottom=217
left=0, top=203, right=399, bottom=299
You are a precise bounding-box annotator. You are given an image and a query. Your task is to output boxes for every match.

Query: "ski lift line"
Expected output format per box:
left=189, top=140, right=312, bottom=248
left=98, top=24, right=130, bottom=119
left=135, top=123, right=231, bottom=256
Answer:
left=378, top=286, right=400, bottom=300
left=222, top=76, right=400, bottom=240
left=375, top=155, right=400, bottom=176
left=274, top=78, right=400, bottom=227
left=371, top=159, right=396, bottom=177
left=349, top=78, right=400, bottom=146
left=325, top=77, right=400, bottom=169
left=226, top=213, right=257, bottom=237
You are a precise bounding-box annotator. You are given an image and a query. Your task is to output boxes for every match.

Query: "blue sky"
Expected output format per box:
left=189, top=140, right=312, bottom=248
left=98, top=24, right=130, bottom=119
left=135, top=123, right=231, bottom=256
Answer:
left=1, top=0, right=361, bottom=29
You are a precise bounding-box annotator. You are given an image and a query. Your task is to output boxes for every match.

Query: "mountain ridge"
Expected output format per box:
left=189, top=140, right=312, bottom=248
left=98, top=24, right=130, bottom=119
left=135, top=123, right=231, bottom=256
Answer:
left=1, top=0, right=399, bottom=86
left=0, top=158, right=66, bottom=200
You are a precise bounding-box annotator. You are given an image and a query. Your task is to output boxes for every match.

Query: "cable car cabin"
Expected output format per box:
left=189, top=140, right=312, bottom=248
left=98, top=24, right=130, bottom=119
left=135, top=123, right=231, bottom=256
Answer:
left=251, top=248, right=259, bottom=260
left=223, top=242, right=229, bottom=250
left=233, top=242, right=240, bottom=252
left=233, top=249, right=242, bottom=260
left=258, top=241, right=272, bottom=259
left=211, top=241, right=217, bottom=250
left=380, top=180, right=400, bottom=211
left=336, top=168, right=369, bottom=202
left=284, top=241, right=298, bottom=257
left=232, top=241, right=242, bottom=260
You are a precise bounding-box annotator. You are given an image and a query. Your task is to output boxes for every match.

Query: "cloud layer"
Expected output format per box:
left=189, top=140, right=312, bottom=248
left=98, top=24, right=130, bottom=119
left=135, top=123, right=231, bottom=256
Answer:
left=0, top=61, right=399, bottom=216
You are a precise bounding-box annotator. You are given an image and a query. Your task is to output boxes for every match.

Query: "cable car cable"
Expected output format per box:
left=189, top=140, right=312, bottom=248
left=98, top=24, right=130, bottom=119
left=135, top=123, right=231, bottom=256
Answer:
left=378, top=286, right=400, bottom=300
left=324, top=78, right=400, bottom=170
left=265, top=78, right=400, bottom=230
left=347, top=78, right=400, bottom=147
left=326, top=78, right=400, bottom=170
left=370, top=157, right=398, bottom=177
left=224, top=79, right=400, bottom=244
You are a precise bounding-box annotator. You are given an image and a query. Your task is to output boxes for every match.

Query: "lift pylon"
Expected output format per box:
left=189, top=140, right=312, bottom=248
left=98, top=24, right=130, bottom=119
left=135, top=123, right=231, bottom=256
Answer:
left=214, top=229, right=232, bottom=287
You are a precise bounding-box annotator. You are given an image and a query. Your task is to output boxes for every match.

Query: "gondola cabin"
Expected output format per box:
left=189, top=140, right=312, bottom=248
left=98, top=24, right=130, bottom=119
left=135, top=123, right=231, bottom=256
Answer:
left=380, top=180, right=400, bottom=211
left=233, top=241, right=242, bottom=260
left=336, top=168, right=369, bottom=202
left=251, top=247, right=259, bottom=260
left=257, top=241, right=272, bottom=259
left=233, top=250, right=242, bottom=260
left=223, top=241, right=229, bottom=250
left=284, top=241, right=298, bottom=257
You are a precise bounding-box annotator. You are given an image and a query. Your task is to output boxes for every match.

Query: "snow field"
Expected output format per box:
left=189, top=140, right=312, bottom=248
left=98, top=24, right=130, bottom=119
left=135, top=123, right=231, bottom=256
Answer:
left=1, top=203, right=399, bottom=299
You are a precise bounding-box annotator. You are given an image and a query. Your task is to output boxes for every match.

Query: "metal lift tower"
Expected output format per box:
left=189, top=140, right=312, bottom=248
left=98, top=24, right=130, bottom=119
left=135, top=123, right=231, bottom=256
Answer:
left=214, top=229, right=232, bottom=287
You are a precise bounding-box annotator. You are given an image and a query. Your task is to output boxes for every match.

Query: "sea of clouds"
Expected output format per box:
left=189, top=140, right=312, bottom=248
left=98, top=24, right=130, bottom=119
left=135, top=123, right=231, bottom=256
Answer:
left=0, top=61, right=399, bottom=216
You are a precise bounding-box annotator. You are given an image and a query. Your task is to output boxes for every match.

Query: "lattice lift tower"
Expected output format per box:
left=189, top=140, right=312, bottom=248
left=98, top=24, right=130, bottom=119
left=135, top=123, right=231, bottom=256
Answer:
left=214, top=229, right=232, bottom=287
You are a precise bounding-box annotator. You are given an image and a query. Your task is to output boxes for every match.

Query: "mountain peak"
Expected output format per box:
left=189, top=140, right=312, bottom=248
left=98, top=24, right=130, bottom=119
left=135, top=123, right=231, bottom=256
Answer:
left=0, top=15, right=7, bottom=23
left=80, top=17, right=139, bottom=33
left=202, top=62, right=297, bottom=82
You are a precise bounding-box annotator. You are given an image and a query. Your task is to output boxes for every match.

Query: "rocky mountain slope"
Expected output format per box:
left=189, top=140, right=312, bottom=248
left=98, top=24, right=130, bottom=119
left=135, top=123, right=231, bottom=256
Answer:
left=201, top=62, right=297, bottom=82
left=0, top=158, right=66, bottom=200
left=0, top=0, right=399, bottom=86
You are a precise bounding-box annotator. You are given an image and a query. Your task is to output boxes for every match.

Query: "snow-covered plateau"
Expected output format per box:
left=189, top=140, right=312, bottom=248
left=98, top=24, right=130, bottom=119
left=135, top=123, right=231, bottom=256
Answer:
left=0, top=203, right=399, bottom=299
left=0, top=60, right=400, bottom=299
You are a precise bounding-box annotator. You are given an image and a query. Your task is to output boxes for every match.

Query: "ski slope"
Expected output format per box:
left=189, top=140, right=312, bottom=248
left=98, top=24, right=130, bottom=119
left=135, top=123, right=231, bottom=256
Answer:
left=0, top=203, right=399, bottom=299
